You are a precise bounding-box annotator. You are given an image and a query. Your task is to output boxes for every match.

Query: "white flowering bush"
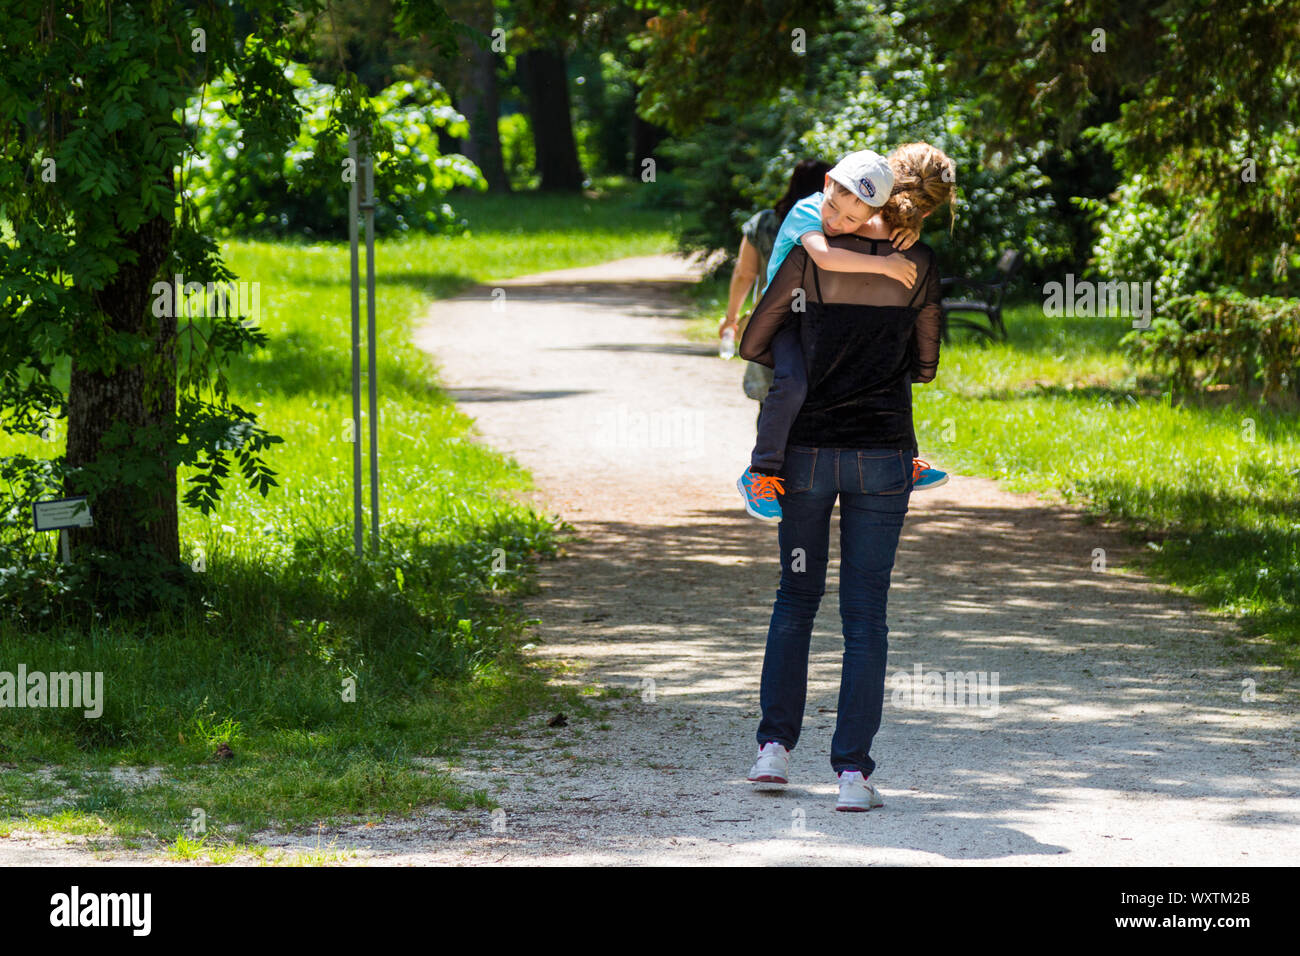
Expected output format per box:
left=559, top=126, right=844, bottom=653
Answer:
left=184, top=63, right=483, bottom=237
left=1076, top=174, right=1207, bottom=302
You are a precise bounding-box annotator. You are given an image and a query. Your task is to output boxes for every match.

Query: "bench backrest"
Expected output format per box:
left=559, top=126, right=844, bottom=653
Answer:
left=996, top=249, right=1023, bottom=282
left=990, top=249, right=1023, bottom=308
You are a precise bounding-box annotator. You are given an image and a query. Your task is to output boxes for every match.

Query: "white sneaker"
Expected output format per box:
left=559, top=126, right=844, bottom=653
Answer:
left=836, top=770, right=884, bottom=811
left=746, top=741, right=790, bottom=784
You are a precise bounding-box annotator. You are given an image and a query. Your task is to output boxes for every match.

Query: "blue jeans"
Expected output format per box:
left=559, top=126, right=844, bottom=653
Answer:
left=750, top=325, right=806, bottom=474
left=756, top=445, right=912, bottom=777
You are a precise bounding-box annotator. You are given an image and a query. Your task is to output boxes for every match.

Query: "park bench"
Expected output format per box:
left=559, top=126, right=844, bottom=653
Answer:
left=939, top=249, right=1022, bottom=342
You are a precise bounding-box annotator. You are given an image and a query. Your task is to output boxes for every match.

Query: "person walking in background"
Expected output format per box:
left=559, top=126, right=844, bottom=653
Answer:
left=738, top=143, right=957, bottom=811
left=719, top=159, right=832, bottom=419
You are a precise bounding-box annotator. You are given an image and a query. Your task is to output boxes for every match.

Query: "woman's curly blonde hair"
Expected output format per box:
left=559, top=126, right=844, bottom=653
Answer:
left=880, top=142, right=957, bottom=235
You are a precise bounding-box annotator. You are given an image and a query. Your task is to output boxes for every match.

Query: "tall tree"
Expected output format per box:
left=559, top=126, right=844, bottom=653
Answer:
left=516, top=44, right=585, bottom=190
left=448, top=0, right=511, bottom=191
left=0, top=0, right=460, bottom=614
left=631, top=0, right=837, bottom=135
left=903, top=0, right=1300, bottom=286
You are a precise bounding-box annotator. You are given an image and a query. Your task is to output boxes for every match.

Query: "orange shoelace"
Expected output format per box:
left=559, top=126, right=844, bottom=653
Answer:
left=750, top=473, right=785, bottom=500
left=912, top=458, right=931, bottom=481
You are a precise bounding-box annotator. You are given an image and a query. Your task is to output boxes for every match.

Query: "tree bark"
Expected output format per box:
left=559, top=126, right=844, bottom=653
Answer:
left=447, top=1, right=510, bottom=192
left=456, top=45, right=510, bottom=190
left=631, top=83, right=670, bottom=177
left=633, top=110, right=669, bottom=177
left=517, top=46, right=585, bottom=191
left=64, top=206, right=181, bottom=591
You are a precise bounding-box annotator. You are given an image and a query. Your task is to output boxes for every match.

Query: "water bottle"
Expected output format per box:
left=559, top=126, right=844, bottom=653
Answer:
left=719, top=327, right=736, bottom=360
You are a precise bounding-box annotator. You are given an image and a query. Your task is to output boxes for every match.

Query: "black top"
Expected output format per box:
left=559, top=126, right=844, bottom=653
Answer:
left=738, top=233, right=942, bottom=450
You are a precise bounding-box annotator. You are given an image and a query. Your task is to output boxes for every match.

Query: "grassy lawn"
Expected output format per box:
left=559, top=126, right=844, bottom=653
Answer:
left=373, top=177, right=683, bottom=298
left=0, top=180, right=677, bottom=861
left=688, top=277, right=1300, bottom=669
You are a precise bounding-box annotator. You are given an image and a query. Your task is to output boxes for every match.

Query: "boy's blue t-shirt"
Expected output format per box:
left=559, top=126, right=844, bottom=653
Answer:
left=765, top=192, right=825, bottom=290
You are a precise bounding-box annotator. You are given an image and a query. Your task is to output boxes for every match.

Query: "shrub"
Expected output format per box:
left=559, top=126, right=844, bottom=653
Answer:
left=499, top=113, right=537, bottom=191
left=1122, top=292, right=1300, bottom=403
left=660, top=0, right=1076, bottom=283
left=1075, top=174, right=1209, bottom=303
left=185, top=63, right=483, bottom=238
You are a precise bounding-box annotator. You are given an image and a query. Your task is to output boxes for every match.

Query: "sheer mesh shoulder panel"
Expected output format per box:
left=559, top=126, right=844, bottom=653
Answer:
left=737, top=246, right=810, bottom=367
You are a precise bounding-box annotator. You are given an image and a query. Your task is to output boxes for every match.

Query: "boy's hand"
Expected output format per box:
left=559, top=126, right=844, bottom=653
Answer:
left=889, top=224, right=921, bottom=250
left=880, top=253, right=918, bottom=288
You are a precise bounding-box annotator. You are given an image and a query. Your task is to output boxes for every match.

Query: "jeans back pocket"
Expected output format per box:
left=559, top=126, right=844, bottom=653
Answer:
left=855, top=449, right=910, bottom=495
left=779, top=446, right=818, bottom=495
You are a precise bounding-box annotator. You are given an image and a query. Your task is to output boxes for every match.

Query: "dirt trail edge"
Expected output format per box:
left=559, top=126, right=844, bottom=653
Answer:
left=5, top=254, right=1294, bottom=866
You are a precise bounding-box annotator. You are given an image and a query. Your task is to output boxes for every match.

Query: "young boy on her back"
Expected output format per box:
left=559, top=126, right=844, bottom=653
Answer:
left=731, top=149, right=948, bottom=521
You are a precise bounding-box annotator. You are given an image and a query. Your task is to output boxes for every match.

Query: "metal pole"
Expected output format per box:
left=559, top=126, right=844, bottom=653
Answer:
left=362, top=136, right=380, bottom=554
left=348, top=129, right=364, bottom=559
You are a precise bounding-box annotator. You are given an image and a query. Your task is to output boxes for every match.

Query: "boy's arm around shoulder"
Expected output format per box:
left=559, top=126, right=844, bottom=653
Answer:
left=803, top=231, right=918, bottom=287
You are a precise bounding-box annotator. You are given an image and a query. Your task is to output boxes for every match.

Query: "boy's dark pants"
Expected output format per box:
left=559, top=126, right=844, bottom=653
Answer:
left=750, top=324, right=807, bottom=474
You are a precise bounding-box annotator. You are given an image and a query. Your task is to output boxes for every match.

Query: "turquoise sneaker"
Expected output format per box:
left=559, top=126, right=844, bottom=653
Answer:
left=737, top=467, right=785, bottom=521
left=912, top=458, right=948, bottom=490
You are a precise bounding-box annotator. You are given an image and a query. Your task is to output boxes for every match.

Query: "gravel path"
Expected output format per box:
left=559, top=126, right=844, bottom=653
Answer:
left=5, top=254, right=1295, bottom=866
left=386, top=254, right=1298, bottom=865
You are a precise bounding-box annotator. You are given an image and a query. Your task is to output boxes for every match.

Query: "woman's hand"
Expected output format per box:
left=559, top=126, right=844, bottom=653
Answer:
left=719, top=315, right=740, bottom=338
left=889, top=224, right=921, bottom=250
left=880, top=253, right=918, bottom=288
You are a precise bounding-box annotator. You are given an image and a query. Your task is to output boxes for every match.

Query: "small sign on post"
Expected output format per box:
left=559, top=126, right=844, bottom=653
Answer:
left=33, top=496, right=93, bottom=565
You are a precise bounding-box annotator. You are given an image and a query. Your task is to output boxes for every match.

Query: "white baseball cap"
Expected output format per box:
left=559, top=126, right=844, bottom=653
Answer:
left=827, top=149, right=893, bottom=208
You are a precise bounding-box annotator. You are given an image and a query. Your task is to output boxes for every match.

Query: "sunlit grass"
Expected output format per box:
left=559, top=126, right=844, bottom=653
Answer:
left=914, top=301, right=1300, bottom=665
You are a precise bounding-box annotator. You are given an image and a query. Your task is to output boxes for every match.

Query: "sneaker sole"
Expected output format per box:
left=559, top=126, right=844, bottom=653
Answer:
left=737, top=477, right=781, bottom=521
left=834, top=803, right=882, bottom=812
left=747, top=773, right=788, bottom=784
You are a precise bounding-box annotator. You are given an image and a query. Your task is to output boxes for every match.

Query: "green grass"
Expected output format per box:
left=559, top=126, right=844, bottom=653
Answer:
left=374, top=177, right=681, bottom=298
left=688, top=278, right=1300, bottom=667
left=0, top=180, right=677, bottom=856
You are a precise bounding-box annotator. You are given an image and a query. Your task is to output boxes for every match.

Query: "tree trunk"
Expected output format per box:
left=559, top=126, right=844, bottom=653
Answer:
left=517, top=46, right=585, bottom=191
left=633, top=110, right=669, bottom=176
left=444, top=0, right=509, bottom=192
left=64, top=206, right=181, bottom=595
left=456, top=39, right=510, bottom=190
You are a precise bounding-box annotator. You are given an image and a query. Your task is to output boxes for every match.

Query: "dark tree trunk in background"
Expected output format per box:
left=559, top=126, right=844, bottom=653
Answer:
left=517, top=46, right=585, bottom=191
left=633, top=111, right=670, bottom=176
left=452, top=1, right=510, bottom=191
left=436, top=123, right=459, bottom=163
left=65, top=207, right=181, bottom=585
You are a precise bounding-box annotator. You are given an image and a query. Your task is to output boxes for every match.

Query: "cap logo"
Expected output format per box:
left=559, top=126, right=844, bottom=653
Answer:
left=857, top=176, right=876, bottom=199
